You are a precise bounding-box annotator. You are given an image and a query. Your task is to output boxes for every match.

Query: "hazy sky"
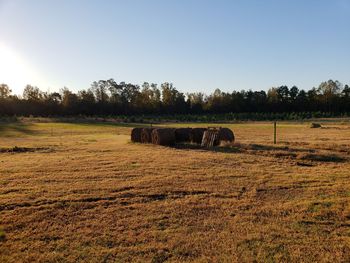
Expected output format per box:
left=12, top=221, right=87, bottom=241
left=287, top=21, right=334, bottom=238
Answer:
left=0, top=0, right=350, bottom=95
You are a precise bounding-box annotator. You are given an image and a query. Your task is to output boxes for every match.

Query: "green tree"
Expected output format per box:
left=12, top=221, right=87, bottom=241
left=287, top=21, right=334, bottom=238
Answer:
left=289, top=86, right=299, bottom=101
left=342, top=84, right=350, bottom=98
left=317, top=80, right=342, bottom=112
left=187, top=92, right=205, bottom=113
left=276, top=86, right=289, bottom=102
left=78, top=89, right=95, bottom=114
left=138, top=82, right=161, bottom=113
left=61, top=87, right=78, bottom=114
left=161, top=82, right=186, bottom=113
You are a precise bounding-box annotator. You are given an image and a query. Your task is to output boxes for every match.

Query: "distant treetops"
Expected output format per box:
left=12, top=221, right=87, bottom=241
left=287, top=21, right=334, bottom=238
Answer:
left=0, top=79, right=349, bottom=116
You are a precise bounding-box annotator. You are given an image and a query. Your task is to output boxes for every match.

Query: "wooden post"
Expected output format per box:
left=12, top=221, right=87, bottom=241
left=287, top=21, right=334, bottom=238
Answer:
left=274, top=121, right=277, bottom=144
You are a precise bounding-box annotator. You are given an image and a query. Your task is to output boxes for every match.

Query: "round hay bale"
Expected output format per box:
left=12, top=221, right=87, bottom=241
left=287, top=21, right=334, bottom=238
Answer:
left=218, top=128, right=235, bottom=143
left=202, top=130, right=219, bottom=146
left=175, top=128, right=192, bottom=142
left=131, top=127, right=143, bottom=143
left=190, top=128, right=207, bottom=144
left=310, top=123, right=322, bottom=128
left=151, top=128, right=176, bottom=146
left=141, top=128, right=155, bottom=143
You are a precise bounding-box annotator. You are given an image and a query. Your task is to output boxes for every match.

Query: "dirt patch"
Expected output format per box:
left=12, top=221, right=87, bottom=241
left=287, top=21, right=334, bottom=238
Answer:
left=141, top=190, right=209, bottom=203
left=0, top=146, right=53, bottom=153
left=296, top=162, right=314, bottom=167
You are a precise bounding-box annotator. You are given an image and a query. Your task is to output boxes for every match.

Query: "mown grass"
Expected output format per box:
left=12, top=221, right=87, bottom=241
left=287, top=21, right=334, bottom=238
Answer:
left=1, top=119, right=350, bottom=262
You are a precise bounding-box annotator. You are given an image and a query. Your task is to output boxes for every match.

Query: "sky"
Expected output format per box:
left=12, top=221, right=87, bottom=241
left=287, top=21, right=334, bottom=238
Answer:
left=0, top=0, right=350, bottom=95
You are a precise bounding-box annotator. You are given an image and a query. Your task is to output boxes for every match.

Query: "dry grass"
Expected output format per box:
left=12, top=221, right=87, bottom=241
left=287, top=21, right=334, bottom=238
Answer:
left=1, top=120, right=350, bottom=262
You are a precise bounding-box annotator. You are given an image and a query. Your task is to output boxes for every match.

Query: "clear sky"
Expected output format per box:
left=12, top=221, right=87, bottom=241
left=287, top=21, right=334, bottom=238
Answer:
left=0, top=0, right=349, bottom=95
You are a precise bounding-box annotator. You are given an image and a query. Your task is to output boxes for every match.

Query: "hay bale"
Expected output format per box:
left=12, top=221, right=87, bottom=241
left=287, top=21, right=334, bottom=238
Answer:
left=218, top=128, right=235, bottom=143
left=190, top=128, right=207, bottom=144
left=151, top=128, right=176, bottom=146
left=175, top=128, right=192, bottom=142
left=201, top=129, right=219, bottom=147
left=310, top=123, right=322, bottom=128
left=131, top=127, right=143, bottom=143
left=201, top=127, right=235, bottom=147
left=141, top=128, right=155, bottom=143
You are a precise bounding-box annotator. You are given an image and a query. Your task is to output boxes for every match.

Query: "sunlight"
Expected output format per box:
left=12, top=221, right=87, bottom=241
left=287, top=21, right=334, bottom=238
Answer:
left=0, top=43, right=44, bottom=95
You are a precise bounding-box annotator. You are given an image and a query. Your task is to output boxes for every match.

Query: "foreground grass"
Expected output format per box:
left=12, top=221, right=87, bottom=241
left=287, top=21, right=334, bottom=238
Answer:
left=1, top=120, right=350, bottom=262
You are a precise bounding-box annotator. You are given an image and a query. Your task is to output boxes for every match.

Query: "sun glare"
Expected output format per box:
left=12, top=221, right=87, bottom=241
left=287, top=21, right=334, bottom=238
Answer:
left=0, top=43, right=44, bottom=95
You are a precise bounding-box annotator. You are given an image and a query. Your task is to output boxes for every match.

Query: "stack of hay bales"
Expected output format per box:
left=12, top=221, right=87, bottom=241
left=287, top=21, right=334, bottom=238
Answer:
left=141, top=128, right=155, bottom=143
left=174, top=128, right=192, bottom=142
left=130, top=128, right=143, bottom=143
left=151, top=128, right=176, bottom=146
left=190, top=128, right=207, bottom=144
left=131, top=126, right=234, bottom=148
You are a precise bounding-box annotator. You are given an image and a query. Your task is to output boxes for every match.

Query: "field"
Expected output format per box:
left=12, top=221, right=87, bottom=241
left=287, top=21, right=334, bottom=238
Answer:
left=1, top=119, right=350, bottom=262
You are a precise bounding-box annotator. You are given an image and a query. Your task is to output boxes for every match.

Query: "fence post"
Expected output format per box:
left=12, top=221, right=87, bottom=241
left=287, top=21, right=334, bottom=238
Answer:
left=274, top=121, right=277, bottom=144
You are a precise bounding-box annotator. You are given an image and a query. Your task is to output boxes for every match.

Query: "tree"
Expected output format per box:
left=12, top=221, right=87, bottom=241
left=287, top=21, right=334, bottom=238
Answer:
left=1, top=78, right=349, bottom=117
left=106, top=80, right=141, bottom=113
left=340, top=84, right=350, bottom=112
left=44, top=92, right=62, bottom=114
left=206, top=89, right=231, bottom=113
left=342, top=84, right=350, bottom=98
left=289, top=86, right=299, bottom=101
left=161, top=82, right=186, bottom=113
left=61, top=87, right=78, bottom=114
left=317, top=80, right=341, bottom=97
left=0, top=84, right=11, bottom=99
left=78, top=89, right=95, bottom=115
left=91, top=80, right=109, bottom=104
left=23, top=85, right=43, bottom=100
left=121, top=83, right=140, bottom=104
left=48, top=92, right=62, bottom=102
left=276, top=86, right=289, bottom=102
left=187, top=92, right=205, bottom=113
left=295, top=90, right=308, bottom=111
left=250, top=90, right=267, bottom=112
left=305, top=87, right=319, bottom=111
left=231, top=91, right=245, bottom=112
left=317, top=80, right=342, bottom=112
left=138, top=82, right=161, bottom=113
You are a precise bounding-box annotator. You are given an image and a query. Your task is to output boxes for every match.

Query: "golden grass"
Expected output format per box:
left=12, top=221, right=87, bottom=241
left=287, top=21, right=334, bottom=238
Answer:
left=1, top=120, right=350, bottom=262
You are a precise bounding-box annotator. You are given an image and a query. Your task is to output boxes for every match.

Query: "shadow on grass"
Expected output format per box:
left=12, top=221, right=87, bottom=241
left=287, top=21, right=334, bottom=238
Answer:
left=244, top=143, right=314, bottom=152
left=26, top=117, right=158, bottom=128
left=0, top=123, right=37, bottom=136
left=173, top=143, right=242, bottom=153
left=171, top=143, right=347, bottom=163
left=173, top=143, right=313, bottom=154
left=298, top=153, right=346, bottom=163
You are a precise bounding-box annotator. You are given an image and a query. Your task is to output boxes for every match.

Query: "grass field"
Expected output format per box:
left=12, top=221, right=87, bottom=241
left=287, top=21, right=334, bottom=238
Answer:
left=1, top=119, right=350, bottom=262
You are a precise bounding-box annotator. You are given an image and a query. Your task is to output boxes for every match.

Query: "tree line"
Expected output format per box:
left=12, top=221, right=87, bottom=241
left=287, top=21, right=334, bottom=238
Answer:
left=0, top=79, right=349, bottom=118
